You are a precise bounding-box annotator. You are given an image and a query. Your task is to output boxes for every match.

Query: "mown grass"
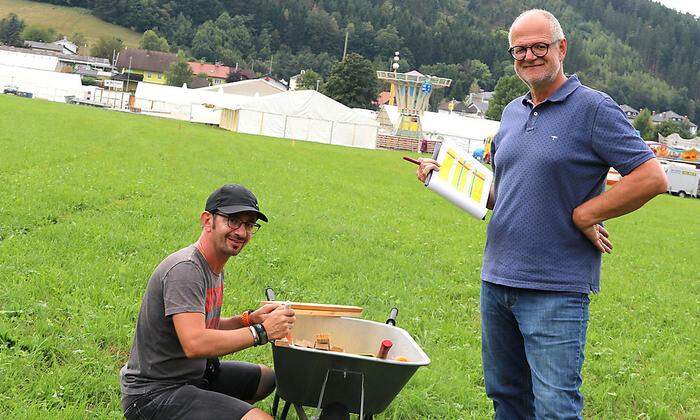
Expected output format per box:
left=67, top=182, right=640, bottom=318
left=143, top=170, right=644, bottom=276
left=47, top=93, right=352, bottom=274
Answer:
left=0, top=94, right=698, bottom=419
left=0, top=0, right=140, bottom=51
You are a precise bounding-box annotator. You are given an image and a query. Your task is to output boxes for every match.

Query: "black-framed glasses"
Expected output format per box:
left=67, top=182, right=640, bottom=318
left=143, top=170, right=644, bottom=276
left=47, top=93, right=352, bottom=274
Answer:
left=214, top=212, right=261, bottom=234
left=508, top=40, right=560, bottom=61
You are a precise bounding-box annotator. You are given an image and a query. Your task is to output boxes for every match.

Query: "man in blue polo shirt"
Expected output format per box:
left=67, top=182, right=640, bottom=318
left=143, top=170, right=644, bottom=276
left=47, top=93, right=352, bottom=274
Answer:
left=417, top=9, right=667, bottom=419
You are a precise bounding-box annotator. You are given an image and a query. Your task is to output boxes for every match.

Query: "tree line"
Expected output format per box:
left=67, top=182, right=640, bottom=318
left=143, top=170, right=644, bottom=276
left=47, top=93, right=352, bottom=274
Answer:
left=3, top=0, right=699, bottom=121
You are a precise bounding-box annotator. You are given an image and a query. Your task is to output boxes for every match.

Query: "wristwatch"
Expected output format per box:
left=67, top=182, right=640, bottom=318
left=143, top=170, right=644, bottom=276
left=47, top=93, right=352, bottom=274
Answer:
left=248, top=325, right=259, bottom=345
left=252, top=323, right=268, bottom=346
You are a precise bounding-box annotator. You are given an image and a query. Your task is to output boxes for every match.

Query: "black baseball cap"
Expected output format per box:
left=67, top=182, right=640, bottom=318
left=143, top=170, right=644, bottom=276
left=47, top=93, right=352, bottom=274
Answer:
left=205, top=184, right=268, bottom=222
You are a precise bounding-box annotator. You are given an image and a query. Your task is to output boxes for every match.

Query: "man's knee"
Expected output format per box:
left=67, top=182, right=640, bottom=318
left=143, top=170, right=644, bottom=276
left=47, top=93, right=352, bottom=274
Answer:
left=252, top=364, right=276, bottom=401
left=242, top=407, right=273, bottom=420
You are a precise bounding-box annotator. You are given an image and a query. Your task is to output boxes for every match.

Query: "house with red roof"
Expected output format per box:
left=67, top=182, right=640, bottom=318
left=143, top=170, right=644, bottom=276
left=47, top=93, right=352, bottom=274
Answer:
left=188, top=62, right=257, bottom=87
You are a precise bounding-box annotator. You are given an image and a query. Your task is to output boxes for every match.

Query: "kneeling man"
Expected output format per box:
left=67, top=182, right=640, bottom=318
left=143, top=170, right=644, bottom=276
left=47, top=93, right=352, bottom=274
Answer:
left=120, top=184, right=295, bottom=419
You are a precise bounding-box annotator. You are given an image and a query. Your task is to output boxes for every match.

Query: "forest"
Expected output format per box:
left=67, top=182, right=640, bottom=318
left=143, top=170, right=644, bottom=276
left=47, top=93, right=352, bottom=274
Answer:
left=16, top=0, right=700, bottom=119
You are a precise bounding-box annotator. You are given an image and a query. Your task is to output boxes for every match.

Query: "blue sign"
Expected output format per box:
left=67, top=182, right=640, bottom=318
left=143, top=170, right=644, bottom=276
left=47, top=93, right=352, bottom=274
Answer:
left=420, top=81, right=432, bottom=94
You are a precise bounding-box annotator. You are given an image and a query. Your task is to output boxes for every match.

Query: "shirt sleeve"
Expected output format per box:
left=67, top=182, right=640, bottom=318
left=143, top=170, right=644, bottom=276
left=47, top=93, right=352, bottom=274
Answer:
left=163, top=261, right=206, bottom=317
left=591, top=98, right=655, bottom=176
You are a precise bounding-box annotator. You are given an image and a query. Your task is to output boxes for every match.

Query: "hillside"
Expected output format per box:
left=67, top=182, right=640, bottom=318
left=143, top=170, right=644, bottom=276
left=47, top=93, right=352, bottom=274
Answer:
left=24, top=0, right=698, bottom=120
left=2, top=0, right=698, bottom=119
left=0, top=0, right=140, bottom=51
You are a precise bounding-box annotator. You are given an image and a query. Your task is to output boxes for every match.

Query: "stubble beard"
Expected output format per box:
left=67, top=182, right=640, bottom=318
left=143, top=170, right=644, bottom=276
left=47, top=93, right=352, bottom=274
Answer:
left=212, top=222, right=246, bottom=257
left=517, top=59, right=562, bottom=90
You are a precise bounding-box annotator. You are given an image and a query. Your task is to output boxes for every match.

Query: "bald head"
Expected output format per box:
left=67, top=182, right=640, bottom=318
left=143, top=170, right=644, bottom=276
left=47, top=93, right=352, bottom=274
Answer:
left=509, top=9, right=565, bottom=46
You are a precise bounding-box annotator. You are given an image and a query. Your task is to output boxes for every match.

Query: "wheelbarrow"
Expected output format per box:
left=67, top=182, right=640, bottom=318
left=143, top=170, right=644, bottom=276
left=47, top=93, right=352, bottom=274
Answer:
left=264, top=289, right=430, bottom=419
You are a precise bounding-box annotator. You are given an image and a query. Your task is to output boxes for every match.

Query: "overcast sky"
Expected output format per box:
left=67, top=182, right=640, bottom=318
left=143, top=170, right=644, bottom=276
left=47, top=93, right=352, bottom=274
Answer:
left=652, top=0, right=700, bottom=17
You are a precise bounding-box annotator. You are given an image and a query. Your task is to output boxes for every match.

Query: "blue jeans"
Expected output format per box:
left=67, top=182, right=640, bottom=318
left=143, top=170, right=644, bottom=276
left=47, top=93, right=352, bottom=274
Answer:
left=480, top=281, right=590, bottom=419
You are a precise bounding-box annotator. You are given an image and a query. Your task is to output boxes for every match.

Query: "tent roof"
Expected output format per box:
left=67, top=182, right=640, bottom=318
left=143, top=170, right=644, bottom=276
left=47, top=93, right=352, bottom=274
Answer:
left=232, top=90, right=378, bottom=126
left=134, top=81, right=253, bottom=109
left=197, top=77, right=286, bottom=96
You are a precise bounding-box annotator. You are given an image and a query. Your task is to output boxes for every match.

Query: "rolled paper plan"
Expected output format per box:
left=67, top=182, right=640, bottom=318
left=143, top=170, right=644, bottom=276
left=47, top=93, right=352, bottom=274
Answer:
left=424, top=141, right=493, bottom=220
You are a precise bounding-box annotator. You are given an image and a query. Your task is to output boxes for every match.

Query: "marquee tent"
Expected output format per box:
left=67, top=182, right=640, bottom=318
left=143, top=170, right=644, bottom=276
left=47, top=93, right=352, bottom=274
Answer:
left=219, top=90, right=379, bottom=149
left=0, top=64, right=82, bottom=102
left=0, top=48, right=59, bottom=71
left=133, top=82, right=253, bottom=124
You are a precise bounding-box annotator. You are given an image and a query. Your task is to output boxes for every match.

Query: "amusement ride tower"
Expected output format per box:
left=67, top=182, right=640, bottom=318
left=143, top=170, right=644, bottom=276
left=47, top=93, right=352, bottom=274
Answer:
left=376, top=52, right=452, bottom=139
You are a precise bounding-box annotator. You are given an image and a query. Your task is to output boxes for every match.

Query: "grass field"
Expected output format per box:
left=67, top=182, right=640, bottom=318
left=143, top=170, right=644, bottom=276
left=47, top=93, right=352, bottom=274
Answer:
left=0, top=0, right=140, bottom=51
left=0, top=94, right=698, bottom=419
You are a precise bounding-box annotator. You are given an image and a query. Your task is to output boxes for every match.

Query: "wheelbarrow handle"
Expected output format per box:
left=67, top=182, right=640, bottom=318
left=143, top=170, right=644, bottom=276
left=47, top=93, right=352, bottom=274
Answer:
left=386, top=307, right=398, bottom=326
left=265, top=287, right=276, bottom=301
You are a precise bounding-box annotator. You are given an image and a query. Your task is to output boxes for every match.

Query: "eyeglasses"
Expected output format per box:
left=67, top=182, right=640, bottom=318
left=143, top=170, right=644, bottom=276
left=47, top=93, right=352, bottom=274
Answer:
left=214, top=212, right=261, bottom=234
left=508, top=40, right=560, bottom=61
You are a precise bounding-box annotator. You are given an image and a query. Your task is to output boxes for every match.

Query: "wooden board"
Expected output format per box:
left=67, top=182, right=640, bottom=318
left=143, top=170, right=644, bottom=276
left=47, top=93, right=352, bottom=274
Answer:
left=292, top=309, right=362, bottom=317
left=261, top=301, right=362, bottom=313
left=261, top=301, right=363, bottom=317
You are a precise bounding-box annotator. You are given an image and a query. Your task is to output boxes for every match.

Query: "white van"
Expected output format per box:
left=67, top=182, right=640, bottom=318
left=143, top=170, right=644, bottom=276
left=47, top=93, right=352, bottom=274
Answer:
left=666, top=162, right=698, bottom=198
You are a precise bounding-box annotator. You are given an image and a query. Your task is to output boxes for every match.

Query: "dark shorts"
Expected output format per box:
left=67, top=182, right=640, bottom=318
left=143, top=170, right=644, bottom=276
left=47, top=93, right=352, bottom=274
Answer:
left=121, top=360, right=262, bottom=420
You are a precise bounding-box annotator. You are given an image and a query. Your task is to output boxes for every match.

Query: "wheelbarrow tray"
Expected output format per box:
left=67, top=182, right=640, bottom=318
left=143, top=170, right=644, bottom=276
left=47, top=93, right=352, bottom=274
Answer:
left=271, top=315, right=430, bottom=415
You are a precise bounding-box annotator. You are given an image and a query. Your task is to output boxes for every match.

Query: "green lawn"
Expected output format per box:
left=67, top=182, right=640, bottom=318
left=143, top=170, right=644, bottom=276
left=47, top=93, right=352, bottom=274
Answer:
left=0, top=95, right=698, bottom=418
left=0, top=0, right=140, bottom=51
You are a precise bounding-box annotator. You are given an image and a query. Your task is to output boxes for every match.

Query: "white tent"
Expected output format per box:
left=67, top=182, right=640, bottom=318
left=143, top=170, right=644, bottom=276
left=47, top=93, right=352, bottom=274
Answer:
left=197, top=78, right=286, bottom=96
left=133, top=82, right=253, bottom=124
left=380, top=105, right=500, bottom=152
left=0, top=64, right=82, bottom=102
left=220, top=90, right=379, bottom=149
left=0, top=49, right=59, bottom=71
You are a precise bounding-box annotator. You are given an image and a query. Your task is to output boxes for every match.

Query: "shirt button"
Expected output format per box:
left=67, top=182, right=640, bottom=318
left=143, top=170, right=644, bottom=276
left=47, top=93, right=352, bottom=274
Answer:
left=533, top=111, right=538, bottom=116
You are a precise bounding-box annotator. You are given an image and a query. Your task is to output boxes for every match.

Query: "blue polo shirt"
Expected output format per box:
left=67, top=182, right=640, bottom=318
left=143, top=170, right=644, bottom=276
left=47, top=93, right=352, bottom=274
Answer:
left=482, top=75, right=654, bottom=293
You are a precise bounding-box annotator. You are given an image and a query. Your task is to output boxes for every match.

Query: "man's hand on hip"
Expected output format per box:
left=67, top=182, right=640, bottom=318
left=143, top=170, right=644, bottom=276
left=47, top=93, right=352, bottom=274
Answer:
left=576, top=222, right=613, bottom=254
left=573, top=206, right=613, bottom=254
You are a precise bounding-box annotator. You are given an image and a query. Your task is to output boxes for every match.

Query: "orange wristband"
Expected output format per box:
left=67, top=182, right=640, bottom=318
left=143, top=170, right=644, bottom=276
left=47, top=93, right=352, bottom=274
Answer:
left=241, top=310, right=252, bottom=327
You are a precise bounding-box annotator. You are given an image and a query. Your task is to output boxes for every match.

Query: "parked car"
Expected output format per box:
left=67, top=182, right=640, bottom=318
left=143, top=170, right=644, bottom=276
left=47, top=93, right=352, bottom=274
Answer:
left=2, top=85, right=19, bottom=95
left=2, top=85, right=33, bottom=98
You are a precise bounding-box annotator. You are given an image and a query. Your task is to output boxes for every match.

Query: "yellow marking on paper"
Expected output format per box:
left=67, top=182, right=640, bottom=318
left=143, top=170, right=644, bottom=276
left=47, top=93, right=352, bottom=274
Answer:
left=439, top=149, right=457, bottom=181
left=470, top=171, right=487, bottom=202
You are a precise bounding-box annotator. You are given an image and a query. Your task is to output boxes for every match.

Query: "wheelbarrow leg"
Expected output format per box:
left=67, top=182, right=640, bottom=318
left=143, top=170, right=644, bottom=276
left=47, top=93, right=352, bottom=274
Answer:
left=293, top=404, right=309, bottom=420
left=279, top=401, right=292, bottom=420
left=272, top=393, right=280, bottom=417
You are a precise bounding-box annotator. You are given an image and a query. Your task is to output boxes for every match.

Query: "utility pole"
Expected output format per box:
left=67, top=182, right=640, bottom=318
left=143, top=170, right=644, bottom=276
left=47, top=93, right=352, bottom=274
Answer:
left=342, top=30, right=349, bottom=60
left=268, top=55, right=273, bottom=75
left=123, top=56, right=132, bottom=110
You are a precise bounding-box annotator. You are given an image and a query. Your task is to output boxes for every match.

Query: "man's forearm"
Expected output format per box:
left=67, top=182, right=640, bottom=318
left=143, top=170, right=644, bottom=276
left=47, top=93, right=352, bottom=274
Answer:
left=218, top=316, right=244, bottom=330
left=187, top=327, right=255, bottom=358
left=573, top=159, right=667, bottom=228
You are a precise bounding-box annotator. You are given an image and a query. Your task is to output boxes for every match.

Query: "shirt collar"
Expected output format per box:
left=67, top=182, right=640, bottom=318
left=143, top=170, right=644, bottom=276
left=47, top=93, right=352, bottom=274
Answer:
left=521, top=74, right=581, bottom=106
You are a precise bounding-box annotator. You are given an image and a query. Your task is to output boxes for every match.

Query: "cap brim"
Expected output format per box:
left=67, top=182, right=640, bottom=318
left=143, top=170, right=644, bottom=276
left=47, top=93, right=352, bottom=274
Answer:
left=217, top=205, right=268, bottom=222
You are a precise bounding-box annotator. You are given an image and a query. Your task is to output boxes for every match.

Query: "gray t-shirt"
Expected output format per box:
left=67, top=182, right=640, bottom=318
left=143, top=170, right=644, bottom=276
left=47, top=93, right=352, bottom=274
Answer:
left=120, top=245, right=224, bottom=396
